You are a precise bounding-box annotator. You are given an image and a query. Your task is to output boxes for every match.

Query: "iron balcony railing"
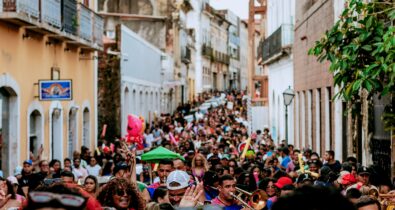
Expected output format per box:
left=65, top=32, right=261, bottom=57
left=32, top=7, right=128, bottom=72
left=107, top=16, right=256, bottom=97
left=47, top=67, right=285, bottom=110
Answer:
left=1, top=0, right=103, bottom=50
left=262, top=24, right=294, bottom=63
left=3, top=0, right=39, bottom=18
left=202, top=44, right=213, bottom=58
left=181, top=46, right=191, bottom=64
left=93, top=12, right=103, bottom=47
left=41, top=0, right=61, bottom=28
left=78, top=3, right=92, bottom=41
left=61, top=0, right=77, bottom=35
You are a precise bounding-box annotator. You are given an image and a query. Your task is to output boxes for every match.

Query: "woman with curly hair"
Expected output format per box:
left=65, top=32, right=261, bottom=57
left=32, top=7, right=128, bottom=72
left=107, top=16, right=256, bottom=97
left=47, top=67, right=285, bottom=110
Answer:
left=97, top=177, right=145, bottom=210
left=191, top=153, right=209, bottom=182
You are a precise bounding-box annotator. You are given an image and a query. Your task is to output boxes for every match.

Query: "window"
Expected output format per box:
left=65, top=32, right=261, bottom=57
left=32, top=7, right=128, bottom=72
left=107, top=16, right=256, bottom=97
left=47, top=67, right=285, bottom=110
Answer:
left=29, top=110, right=42, bottom=155
left=82, top=108, right=90, bottom=147
left=68, top=108, right=78, bottom=158
left=51, top=107, right=62, bottom=160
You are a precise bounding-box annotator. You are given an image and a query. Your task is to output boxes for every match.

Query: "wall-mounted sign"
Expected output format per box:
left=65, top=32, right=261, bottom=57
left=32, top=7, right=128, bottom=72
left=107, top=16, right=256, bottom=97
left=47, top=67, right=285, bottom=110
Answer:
left=39, top=80, right=72, bottom=101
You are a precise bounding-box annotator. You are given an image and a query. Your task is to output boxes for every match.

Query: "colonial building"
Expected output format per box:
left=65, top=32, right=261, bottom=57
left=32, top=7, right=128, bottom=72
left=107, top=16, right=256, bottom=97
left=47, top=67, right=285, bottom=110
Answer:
left=210, top=10, right=230, bottom=91
left=239, top=21, right=249, bottom=91
left=262, top=0, right=295, bottom=144
left=201, top=2, right=214, bottom=92
left=98, top=0, right=195, bottom=108
left=118, top=25, right=163, bottom=136
left=216, top=10, right=240, bottom=90
left=0, top=0, right=103, bottom=176
left=294, top=0, right=342, bottom=159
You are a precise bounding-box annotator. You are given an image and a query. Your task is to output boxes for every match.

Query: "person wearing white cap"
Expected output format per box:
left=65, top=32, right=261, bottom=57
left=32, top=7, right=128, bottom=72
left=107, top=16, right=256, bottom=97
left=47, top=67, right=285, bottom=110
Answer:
left=166, top=170, right=203, bottom=207
left=6, top=176, right=25, bottom=203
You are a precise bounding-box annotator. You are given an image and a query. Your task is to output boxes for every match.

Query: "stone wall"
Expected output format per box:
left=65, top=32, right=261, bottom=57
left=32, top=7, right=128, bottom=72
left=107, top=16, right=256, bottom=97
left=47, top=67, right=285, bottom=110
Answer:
left=98, top=0, right=172, bottom=51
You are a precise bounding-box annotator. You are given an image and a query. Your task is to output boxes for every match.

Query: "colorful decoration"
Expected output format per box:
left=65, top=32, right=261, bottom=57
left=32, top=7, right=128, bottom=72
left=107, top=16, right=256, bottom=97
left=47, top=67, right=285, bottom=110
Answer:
left=125, top=114, right=145, bottom=150
left=240, top=138, right=251, bottom=159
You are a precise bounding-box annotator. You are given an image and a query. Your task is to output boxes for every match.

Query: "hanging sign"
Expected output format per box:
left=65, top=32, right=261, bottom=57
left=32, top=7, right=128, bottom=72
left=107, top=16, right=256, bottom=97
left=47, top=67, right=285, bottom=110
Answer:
left=39, top=80, right=72, bottom=101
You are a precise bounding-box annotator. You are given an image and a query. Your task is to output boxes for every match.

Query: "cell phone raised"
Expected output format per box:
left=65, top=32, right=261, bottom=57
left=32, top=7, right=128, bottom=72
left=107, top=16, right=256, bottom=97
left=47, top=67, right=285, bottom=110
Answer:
left=43, top=178, right=63, bottom=186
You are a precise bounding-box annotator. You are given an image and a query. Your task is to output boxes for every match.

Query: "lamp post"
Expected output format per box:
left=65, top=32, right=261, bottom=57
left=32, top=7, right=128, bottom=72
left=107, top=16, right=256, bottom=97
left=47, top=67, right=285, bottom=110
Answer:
left=283, top=86, right=295, bottom=147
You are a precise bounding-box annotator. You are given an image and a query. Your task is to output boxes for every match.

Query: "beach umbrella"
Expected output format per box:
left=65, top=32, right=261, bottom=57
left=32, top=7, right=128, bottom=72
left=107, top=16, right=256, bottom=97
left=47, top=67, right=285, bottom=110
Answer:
left=141, top=146, right=185, bottom=162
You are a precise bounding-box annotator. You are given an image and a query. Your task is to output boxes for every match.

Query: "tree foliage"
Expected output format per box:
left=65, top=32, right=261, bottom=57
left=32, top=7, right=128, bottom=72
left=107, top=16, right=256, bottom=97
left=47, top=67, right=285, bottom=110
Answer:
left=309, top=0, right=395, bottom=133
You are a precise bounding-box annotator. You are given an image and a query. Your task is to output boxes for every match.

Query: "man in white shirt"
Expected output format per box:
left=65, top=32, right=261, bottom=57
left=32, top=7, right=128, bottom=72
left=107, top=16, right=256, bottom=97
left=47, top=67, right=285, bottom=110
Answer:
left=144, top=128, right=155, bottom=148
left=72, top=158, right=88, bottom=180
left=85, top=156, right=101, bottom=176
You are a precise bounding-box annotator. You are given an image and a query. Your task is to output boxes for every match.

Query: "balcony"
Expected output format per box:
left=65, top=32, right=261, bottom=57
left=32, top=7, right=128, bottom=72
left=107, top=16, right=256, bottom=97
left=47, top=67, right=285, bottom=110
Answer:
left=212, top=50, right=229, bottom=65
left=0, top=0, right=40, bottom=25
left=93, top=12, right=103, bottom=48
left=61, top=0, right=77, bottom=35
left=181, top=46, right=191, bottom=64
left=202, top=44, right=213, bottom=58
left=78, top=3, right=92, bottom=42
left=261, top=24, right=294, bottom=64
left=41, top=0, right=61, bottom=29
left=0, top=0, right=103, bottom=51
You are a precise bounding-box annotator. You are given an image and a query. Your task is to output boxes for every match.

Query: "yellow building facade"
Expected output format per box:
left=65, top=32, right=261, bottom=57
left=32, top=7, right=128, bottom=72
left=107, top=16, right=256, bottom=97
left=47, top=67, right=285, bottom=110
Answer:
left=0, top=0, right=102, bottom=176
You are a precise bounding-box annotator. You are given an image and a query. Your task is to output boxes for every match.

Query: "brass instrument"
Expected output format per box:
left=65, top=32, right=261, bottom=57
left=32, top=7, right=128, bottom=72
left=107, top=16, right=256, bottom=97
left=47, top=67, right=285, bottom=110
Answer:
left=297, top=154, right=320, bottom=179
left=230, top=187, right=268, bottom=210
left=367, top=187, right=395, bottom=210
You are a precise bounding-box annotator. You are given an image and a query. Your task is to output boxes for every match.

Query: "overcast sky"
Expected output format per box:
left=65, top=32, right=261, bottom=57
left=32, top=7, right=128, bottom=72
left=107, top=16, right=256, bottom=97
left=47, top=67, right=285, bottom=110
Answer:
left=210, top=0, right=249, bottom=20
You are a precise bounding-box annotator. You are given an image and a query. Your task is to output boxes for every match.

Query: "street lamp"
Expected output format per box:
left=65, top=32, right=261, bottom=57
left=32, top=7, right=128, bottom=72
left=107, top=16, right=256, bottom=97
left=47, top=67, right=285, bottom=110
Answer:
left=283, top=86, right=295, bottom=147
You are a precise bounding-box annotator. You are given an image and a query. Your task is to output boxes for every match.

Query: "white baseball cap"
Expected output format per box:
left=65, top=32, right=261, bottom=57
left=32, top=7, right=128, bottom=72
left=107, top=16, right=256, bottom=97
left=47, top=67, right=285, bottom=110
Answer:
left=7, top=176, right=18, bottom=185
left=166, top=170, right=190, bottom=190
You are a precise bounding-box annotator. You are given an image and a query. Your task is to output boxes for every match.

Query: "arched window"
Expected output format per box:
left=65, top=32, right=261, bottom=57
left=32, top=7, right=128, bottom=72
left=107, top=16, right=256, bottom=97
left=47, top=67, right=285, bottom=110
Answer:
left=0, top=87, right=18, bottom=176
left=139, top=91, right=143, bottom=116
left=145, top=92, right=149, bottom=119
left=82, top=108, right=90, bottom=147
left=29, top=110, right=43, bottom=155
left=132, top=90, right=136, bottom=114
left=150, top=92, right=154, bottom=120
left=124, top=87, right=130, bottom=115
left=50, top=103, right=63, bottom=161
left=68, top=108, right=78, bottom=158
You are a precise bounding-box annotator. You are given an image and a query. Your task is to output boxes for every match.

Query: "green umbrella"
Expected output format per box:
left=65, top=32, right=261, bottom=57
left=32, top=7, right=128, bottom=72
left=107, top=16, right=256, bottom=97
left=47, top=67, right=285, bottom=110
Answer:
left=141, top=146, right=185, bottom=162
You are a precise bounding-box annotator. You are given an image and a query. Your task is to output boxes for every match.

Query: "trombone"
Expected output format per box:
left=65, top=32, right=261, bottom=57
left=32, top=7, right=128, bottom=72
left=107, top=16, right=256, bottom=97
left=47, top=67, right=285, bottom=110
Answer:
left=230, top=187, right=268, bottom=210
left=368, top=187, right=395, bottom=210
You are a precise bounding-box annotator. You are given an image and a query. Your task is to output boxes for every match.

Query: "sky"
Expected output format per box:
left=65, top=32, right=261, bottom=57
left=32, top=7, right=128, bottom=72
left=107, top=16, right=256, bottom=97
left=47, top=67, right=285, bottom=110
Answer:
left=210, top=0, right=249, bottom=20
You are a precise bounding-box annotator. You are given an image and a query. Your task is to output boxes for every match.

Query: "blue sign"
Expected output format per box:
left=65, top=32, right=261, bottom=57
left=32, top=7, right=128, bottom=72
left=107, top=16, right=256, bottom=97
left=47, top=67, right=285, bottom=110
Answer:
left=39, top=80, right=72, bottom=101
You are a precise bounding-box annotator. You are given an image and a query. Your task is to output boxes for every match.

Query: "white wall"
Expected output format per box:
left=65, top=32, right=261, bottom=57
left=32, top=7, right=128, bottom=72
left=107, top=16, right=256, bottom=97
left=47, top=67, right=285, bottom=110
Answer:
left=187, top=0, right=204, bottom=95
left=239, top=23, right=248, bottom=90
left=334, top=0, right=345, bottom=162
left=268, top=57, right=294, bottom=144
left=267, top=0, right=295, bottom=35
left=120, top=25, right=163, bottom=135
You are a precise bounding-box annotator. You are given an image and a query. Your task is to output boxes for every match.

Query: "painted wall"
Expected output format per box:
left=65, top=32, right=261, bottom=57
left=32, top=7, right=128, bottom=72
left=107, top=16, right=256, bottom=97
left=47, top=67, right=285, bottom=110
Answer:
left=239, top=22, right=249, bottom=91
left=267, top=0, right=295, bottom=35
left=120, top=25, right=163, bottom=135
left=0, top=21, right=96, bottom=175
left=266, top=0, right=295, bottom=145
left=268, top=57, right=294, bottom=144
left=120, top=25, right=162, bottom=84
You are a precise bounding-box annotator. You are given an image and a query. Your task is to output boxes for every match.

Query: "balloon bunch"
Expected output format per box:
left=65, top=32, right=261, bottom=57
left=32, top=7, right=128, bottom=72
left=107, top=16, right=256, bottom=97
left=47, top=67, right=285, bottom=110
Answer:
left=125, top=114, right=145, bottom=150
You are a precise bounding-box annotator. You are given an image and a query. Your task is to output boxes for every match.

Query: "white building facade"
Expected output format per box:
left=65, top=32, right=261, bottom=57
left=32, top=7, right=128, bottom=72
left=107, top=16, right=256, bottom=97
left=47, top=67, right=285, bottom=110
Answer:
left=239, top=21, right=249, bottom=91
left=265, top=0, right=295, bottom=144
left=119, top=25, right=164, bottom=136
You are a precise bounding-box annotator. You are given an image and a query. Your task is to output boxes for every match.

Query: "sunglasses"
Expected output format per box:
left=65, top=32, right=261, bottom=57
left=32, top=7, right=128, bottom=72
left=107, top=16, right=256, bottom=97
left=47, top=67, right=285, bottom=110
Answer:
left=29, top=192, right=86, bottom=207
left=266, top=185, right=275, bottom=189
left=115, top=189, right=131, bottom=196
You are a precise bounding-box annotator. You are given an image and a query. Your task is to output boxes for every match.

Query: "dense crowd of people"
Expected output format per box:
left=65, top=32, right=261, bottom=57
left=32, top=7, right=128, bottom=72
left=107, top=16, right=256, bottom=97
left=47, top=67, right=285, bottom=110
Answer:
left=0, top=91, right=394, bottom=210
